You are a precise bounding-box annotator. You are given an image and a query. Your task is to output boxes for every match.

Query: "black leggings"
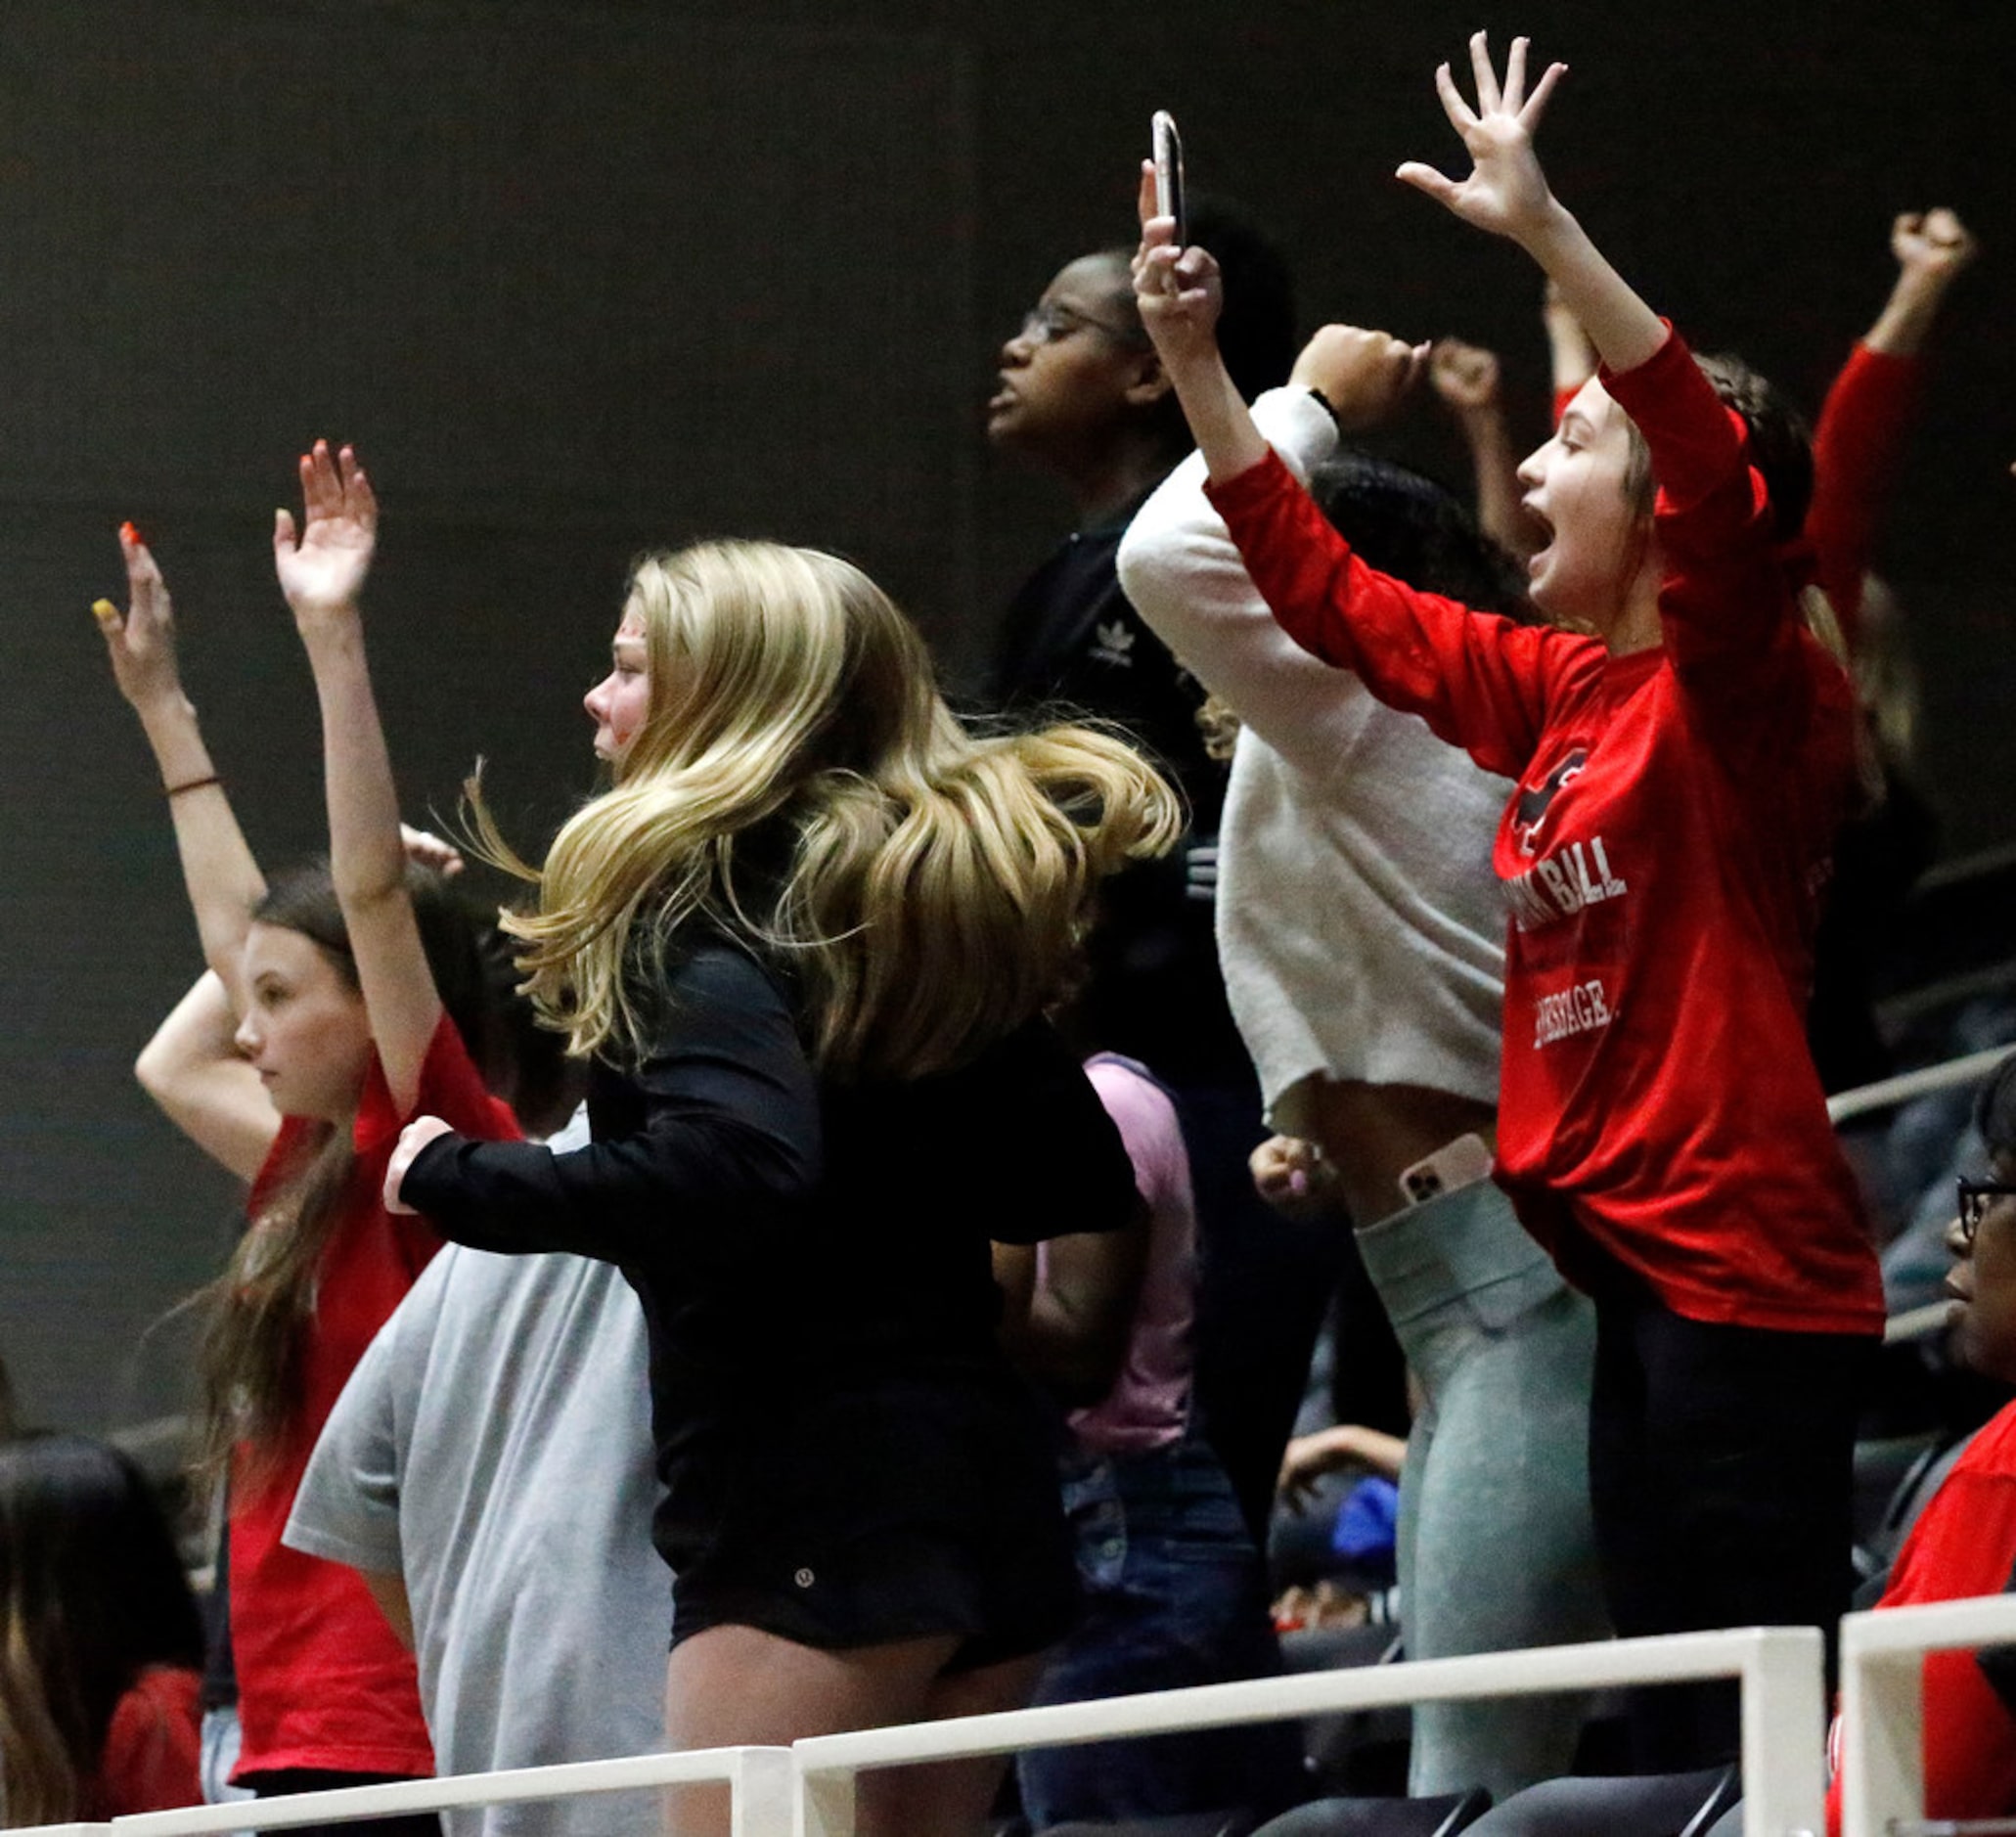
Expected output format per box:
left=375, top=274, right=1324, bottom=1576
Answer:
left=249, top=1770, right=441, bottom=1837
left=1587, top=1276, right=1877, bottom=1769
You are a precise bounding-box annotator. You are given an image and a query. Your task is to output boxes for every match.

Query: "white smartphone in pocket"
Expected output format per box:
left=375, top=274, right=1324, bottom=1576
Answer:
left=1398, top=1132, right=1494, bottom=1208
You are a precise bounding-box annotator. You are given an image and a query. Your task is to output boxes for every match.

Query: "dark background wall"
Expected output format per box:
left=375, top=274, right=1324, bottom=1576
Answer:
left=4, top=0, right=2009, bottom=1431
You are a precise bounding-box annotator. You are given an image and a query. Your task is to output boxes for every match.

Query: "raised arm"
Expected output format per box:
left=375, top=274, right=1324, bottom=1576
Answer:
left=95, top=530, right=277, bottom=1179
left=95, top=530, right=266, bottom=1001
left=1429, top=336, right=1538, bottom=556
left=1131, top=164, right=1272, bottom=487
left=1118, top=330, right=1427, bottom=773
left=275, top=442, right=440, bottom=1117
left=1396, top=33, right=1666, bottom=376
left=1810, top=209, right=1978, bottom=640
left=1404, top=33, right=1807, bottom=680
left=1864, top=208, right=1977, bottom=359
left=1541, top=279, right=1596, bottom=424
left=1132, top=166, right=1566, bottom=779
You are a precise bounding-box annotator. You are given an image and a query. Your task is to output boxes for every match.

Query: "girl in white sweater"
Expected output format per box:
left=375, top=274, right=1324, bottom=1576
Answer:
left=1118, top=328, right=1606, bottom=1800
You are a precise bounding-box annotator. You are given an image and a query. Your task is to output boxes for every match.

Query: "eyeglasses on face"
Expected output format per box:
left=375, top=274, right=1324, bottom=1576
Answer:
left=1015, top=301, right=1147, bottom=348
left=1957, top=1175, right=2016, bottom=1246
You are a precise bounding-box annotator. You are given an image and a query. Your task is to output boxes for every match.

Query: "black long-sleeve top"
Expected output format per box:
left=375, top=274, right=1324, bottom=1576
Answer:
left=401, top=940, right=1139, bottom=1570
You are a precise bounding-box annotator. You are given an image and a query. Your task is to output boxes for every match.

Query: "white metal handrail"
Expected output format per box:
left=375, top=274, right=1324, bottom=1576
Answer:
left=1839, top=1591, right=2016, bottom=1837
left=11, top=1629, right=1827, bottom=1837
left=790, top=1627, right=1824, bottom=1837
left=102, top=1744, right=792, bottom=1837
left=1827, top=1045, right=2009, bottom=1127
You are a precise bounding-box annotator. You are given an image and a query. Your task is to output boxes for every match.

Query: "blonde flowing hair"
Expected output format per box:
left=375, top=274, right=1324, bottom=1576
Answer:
left=468, top=540, right=1182, bottom=1080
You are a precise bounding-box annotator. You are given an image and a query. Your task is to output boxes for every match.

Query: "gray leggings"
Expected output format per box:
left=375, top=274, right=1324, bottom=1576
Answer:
left=1356, top=1181, right=1607, bottom=1799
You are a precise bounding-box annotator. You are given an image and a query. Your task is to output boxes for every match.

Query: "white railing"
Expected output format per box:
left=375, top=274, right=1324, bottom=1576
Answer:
left=98, top=1745, right=793, bottom=1837
left=1826, top=1044, right=2009, bottom=1127
left=67, top=1049, right=2004, bottom=1837
left=790, top=1629, right=1824, bottom=1837
left=22, top=1629, right=1824, bottom=1837
left=1838, top=1591, right=2016, bottom=1837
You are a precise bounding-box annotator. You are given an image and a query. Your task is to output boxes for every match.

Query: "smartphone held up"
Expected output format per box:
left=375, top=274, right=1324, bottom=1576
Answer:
left=1151, top=110, right=1186, bottom=248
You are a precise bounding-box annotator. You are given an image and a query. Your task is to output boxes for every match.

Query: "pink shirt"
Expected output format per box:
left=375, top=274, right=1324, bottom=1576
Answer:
left=1043, top=1054, right=1197, bottom=1454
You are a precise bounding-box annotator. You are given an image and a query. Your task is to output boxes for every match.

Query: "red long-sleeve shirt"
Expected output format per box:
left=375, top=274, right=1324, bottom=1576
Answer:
left=1208, top=329, right=1882, bottom=1334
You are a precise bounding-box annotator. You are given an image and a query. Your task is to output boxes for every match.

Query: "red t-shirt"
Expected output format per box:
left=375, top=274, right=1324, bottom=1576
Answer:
left=87, top=1665, right=202, bottom=1817
left=1807, top=340, right=1921, bottom=649
left=1825, top=1401, right=2016, bottom=1835
left=231, top=1013, right=520, bottom=1780
left=1208, top=330, right=1883, bottom=1334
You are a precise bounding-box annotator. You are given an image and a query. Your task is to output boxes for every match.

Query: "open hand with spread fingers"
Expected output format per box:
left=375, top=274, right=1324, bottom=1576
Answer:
left=1396, top=31, right=1567, bottom=249
left=274, top=438, right=379, bottom=630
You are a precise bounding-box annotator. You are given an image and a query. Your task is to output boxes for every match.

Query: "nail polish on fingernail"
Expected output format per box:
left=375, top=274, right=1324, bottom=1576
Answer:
left=119, top=520, right=140, bottom=545
left=1289, top=1171, right=1309, bottom=1196
left=91, top=599, right=119, bottom=627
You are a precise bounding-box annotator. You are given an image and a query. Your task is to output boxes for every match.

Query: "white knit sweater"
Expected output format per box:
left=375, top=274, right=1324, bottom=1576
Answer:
left=1116, top=386, right=1509, bottom=1130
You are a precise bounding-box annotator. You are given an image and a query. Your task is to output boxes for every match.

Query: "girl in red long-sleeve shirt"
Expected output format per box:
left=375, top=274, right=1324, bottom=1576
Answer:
left=1134, top=34, right=1883, bottom=1770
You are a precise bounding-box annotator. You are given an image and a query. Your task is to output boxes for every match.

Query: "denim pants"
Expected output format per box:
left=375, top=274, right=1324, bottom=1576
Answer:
left=1016, top=1434, right=1302, bottom=1825
left=1357, top=1181, right=1607, bottom=1799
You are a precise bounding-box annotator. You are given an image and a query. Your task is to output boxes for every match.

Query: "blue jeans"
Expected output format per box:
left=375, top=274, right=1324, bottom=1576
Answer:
left=1357, top=1181, right=1607, bottom=1798
left=1016, top=1434, right=1302, bottom=1825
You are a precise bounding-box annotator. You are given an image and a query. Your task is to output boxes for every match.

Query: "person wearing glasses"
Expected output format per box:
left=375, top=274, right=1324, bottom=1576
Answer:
left=985, top=208, right=1324, bottom=1567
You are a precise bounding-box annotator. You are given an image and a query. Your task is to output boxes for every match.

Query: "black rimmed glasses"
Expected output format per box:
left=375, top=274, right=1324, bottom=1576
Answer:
left=1016, top=301, right=1148, bottom=348
left=1957, top=1176, right=2016, bottom=1246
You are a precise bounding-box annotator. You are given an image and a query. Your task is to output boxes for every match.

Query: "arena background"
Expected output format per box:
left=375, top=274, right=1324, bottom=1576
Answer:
left=2, top=0, right=2007, bottom=1431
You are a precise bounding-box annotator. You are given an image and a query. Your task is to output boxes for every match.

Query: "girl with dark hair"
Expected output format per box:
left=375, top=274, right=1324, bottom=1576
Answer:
left=93, top=443, right=520, bottom=1831
left=987, top=205, right=1326, bottom=1562
left=1135, top=35, right=1884, bottom=1769
left=0, top=1434, right=203, bottom=1825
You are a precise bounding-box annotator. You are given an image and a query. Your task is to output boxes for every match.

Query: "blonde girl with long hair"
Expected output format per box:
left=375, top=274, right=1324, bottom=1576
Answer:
left=385, top=538, right=1179, bottom=1837
left=95, top=445, right=521, bottom=1832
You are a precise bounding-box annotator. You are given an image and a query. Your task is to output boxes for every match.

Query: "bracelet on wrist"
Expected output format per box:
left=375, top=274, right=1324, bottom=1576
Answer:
left=164, top=774, right=222, bottom=799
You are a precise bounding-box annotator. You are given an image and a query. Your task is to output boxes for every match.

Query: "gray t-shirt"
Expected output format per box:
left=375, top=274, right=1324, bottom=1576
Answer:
left=285, top=1112, right=665, bottom=1836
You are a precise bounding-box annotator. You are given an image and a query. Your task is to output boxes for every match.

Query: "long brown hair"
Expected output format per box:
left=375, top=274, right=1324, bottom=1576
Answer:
left=467, top=540, right=1182, bottom=1081
left=1618, top=351, right=1879, bottom=802
left=189, top=864, right=515, bottom=1494
left=0, top=1436, right=202, bottom=1826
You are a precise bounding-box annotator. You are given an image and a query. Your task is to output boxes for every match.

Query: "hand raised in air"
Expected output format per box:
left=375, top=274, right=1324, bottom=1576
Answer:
left=94, top=524, right=184, bottom=713
left=1131, top=160, right=1223, bottom=375
left=1396, top=32, right=1567, bottom=248
left=1891, top=207, right=1977, bottom=291
left=274, top=439, right=379, bottom=629
left=1428, top=337, right=1503, bottom=416
left=1291, top=326, right=1431, bottom=432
